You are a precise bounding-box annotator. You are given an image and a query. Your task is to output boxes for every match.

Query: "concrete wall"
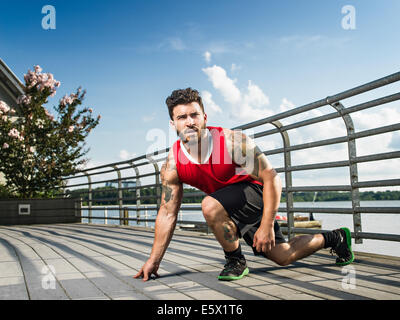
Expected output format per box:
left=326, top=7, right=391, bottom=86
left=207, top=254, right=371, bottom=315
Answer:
left=0, top=198, right=81, bottom=225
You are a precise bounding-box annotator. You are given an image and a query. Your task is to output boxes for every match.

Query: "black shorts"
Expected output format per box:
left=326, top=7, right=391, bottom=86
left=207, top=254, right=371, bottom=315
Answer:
left=209, top=181, right=286, bottom=256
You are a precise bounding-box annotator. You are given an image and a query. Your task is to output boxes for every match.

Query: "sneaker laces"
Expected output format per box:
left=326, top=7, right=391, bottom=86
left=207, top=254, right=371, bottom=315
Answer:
left=224, top=257, right=239, bottom=270
left=223, top=256, right=245, bottom=271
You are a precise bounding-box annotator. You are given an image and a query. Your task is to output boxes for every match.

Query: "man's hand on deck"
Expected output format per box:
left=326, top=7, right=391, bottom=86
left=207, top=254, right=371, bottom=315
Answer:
left=253, top=224, right=275, bottom=254
left=134, top=259, right=160, bottom=281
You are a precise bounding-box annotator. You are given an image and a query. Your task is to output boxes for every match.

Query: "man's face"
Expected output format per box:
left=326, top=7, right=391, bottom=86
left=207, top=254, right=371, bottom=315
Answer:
left=170, top=102, right=207, bottom=144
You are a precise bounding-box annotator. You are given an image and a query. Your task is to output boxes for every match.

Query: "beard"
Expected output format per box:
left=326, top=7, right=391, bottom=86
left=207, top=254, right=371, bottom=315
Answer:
left=177, top=124, right=207, bottom=145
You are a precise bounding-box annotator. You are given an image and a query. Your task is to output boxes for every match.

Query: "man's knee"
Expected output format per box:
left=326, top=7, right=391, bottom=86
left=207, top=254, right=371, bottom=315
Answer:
left=201, top=196, right=223, bottom=223
left=265, top=244, right=293, bottom=266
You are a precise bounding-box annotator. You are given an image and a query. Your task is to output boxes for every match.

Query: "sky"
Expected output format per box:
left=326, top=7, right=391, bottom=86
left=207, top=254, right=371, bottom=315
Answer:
left=1, top=0, right=399, bottom=189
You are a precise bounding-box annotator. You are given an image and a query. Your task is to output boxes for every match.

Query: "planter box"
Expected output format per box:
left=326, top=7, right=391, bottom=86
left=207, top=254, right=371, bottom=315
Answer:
left=0, top=198, right=81, bottom=225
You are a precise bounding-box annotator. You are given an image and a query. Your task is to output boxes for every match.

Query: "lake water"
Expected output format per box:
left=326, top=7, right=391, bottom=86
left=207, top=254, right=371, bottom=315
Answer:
left=82, top=200, right=400, bottom=258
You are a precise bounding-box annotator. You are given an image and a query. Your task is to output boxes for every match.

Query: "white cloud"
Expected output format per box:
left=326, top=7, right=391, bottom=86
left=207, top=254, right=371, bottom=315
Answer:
left=158, top=37, right=186, bottom=51
left=202, top=65, right=241, bottom=105
left=119, top=149, right=136, bottom=160
left=243, top=80, right=270, bottom=108
left=201, top=90, right=222, bottom=114
left=279, top=98, right=295, bottom=112
left=202, top=65, right=272, bottom=122
left=203, top=51, right=211, bottom=63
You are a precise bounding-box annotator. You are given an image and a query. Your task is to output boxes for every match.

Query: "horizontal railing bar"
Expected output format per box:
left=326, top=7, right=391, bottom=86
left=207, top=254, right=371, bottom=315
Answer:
left=352, top=123, right=400, bottom=140
left=343, top=92, right=400, bottom=115
left=67, top=184, right=160, bottom=195
left=74, top=195, right=159, bottom=203
left=284, top=207, right=353, bottom=213
left=64, top=165, right=134, bottom=181
left=275, top=150, right=400, bottom=173
left=354, top=179, right=400, bottom=188
left=265, top=123, right=400, bottom=156
left=64, top=155, right=168, bottom=181
left=249, top=92, right=400, bottom=141
left=78, top=148, right=170, bottom=173
left=355, top=232, right=400, bottom=242
left=275, top=160, right=349, bottom=172
left=278, top=207, right=400, bottom=214
left=79, top=216, right=208, bottom=226
left=66, top=171, right=159, bottom=188
left=234, top=71, right=400, bottom=131
left=353, top=151, right=400, bottom=163
left=357, top=207, right=400, bottom=213
left=79, top=206, right=203, bottom=211
left=285, top=185, right=352, bottom=192
left=65, top=159, right=166, bottom=182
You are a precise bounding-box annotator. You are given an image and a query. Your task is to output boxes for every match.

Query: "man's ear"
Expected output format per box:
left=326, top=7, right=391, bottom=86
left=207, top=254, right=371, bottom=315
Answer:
left=170, top=119, right=176, bottom=130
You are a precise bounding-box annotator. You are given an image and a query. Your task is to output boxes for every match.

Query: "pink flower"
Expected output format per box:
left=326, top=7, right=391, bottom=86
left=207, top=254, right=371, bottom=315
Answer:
left=29, top=146, right=34, bottom=153
left=44, top=108, right=55, bottom=121
left=2, top=143, right=9, bottom=149
left=60, top=94, right=76, bottom=107
left=0, top=100, right=10, bottom=114
left=24, top=66, right=59, bottom=96
left=17, top=94, right=32, bottom=105
left=8, top=128, right=22, bottom=140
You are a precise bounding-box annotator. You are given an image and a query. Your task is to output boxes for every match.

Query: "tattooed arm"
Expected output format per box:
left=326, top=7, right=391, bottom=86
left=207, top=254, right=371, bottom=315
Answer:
left=134, top=150, right=183, bottom=281
left=224, top=128, right=282, bottom=253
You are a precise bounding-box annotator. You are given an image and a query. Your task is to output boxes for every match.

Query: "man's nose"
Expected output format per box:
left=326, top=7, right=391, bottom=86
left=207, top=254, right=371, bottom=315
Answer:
left=186, top=116, right=195, bottom=126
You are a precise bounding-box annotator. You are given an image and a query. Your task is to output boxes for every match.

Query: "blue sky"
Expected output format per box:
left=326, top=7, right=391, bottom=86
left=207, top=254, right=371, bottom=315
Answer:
left=1, top=0, right=399, bottom=181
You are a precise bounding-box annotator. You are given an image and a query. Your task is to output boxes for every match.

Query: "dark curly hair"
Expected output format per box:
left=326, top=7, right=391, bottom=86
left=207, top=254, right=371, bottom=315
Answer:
left=165, top=88, right=204, bottom=120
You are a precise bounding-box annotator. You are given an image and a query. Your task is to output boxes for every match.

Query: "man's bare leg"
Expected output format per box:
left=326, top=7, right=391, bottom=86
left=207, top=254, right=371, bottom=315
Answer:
left=201, top=196, right=326, bottom=267
left=201, top=196, right=240, bottom=252
left=265, top=234, right=325, bottom=266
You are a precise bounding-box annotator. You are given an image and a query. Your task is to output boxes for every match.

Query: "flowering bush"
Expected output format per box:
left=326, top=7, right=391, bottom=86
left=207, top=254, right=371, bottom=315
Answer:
left=0, top=65, right=100, bottom=198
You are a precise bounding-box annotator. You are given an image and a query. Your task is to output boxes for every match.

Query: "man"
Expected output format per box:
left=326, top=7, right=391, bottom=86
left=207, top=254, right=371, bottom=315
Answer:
left=134, top=88, right=354, bottom=282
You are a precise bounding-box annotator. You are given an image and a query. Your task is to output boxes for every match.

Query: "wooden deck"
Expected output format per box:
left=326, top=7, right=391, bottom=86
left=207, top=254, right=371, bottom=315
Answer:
left=0, top=223, right=399, bottom=300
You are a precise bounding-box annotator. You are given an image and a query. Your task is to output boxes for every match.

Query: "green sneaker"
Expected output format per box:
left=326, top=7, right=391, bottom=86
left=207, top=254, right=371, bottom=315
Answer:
left=218, top=256, right=249, bottom=281
left=330, top=227, right=355, bottom=266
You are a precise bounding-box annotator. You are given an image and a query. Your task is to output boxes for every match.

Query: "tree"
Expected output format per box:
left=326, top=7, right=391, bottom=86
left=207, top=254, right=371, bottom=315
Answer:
left=0, top=65, right=100, bottom=198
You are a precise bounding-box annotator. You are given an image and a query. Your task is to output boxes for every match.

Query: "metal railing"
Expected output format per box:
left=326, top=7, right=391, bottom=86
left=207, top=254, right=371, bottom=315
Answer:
left=61, top=71, right=400, bottom=244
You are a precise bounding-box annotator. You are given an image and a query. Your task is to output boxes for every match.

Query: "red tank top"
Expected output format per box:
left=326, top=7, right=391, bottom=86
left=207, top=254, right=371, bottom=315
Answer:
left=172, top=126, right=262, bottom=194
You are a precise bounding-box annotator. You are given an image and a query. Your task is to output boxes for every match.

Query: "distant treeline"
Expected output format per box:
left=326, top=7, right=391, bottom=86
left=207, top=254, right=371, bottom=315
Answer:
left=66, top=186, right=400, bottom=205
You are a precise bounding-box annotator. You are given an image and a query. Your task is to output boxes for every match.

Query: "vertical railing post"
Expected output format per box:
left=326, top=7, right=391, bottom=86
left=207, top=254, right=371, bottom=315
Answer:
left=271, top=120, right=294, bottom=240
left=130, top=161, right=142, bottom=226
left=112, top=165, right=124, bottom=226
left=328, top=101, right=362, bottom=244
left=83, top=171, right=92, bottom=224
